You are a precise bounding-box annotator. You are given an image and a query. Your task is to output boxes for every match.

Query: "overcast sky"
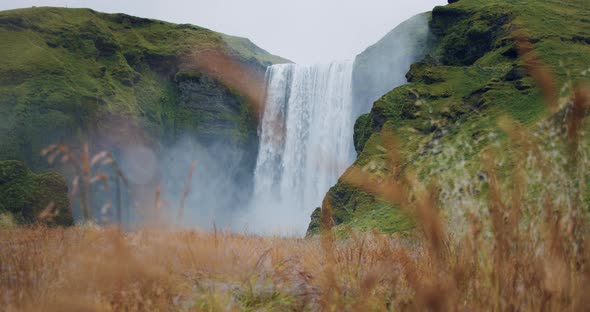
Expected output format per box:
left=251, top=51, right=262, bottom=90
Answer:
left=0, top=0, right=447, bottom=64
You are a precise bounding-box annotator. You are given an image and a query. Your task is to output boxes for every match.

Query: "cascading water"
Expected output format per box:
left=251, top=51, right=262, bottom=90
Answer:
left=245, top=61, right=356, bottom=234
left=239, top=14, right=433, bottom=235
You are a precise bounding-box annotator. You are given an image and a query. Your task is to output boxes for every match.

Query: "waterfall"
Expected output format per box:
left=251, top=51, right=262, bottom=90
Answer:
left=237, top=14, right=432, bottom=235
left=245, top=61, right=356, bottom=234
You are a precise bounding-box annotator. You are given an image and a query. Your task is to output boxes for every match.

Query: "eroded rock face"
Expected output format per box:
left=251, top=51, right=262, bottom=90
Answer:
left=176, top=74, right=245, bottom=143
left=0, top=160, right=72, bottom=226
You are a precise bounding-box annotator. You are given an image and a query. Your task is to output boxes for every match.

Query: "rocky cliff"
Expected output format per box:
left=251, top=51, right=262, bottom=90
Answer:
left=309, top=0, right=590, bottom=235
left=0, top=7, right=290, bottom=223
left=0, top=7, right=288, bottom=170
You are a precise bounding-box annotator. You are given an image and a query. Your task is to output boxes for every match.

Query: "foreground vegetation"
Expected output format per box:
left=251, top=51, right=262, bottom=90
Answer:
left=2, top=180, right=589, bottom=311
left=2, top=81, right=590, bottom=311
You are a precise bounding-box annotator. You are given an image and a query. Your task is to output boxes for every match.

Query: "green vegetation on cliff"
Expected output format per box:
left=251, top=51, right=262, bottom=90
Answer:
left=0, top=7, right=288, bottom=170
left=311, top=0, right=590, bottom=235
left=0, top=160, right=72, bottom=226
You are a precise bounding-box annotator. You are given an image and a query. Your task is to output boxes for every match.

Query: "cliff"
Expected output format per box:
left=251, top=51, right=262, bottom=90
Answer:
left=0, top=7, right=291, bottom=223
left=0, top=7, right=288, bottom=170
left=309, top=0, right=590, bottom=235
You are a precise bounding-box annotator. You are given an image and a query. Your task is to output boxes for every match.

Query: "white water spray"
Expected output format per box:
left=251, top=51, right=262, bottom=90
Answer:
left=245, top=61, right=356, bottom=234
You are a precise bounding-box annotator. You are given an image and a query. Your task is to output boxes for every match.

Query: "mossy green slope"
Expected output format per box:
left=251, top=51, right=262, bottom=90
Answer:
left=0, top=7, right=288, bottom=170
left=309, top=0, right=590, bottom=235
left=0, top=160, right=72, bottom=226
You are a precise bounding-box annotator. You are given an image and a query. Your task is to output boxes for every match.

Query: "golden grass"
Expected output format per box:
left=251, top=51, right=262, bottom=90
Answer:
left=0, top=226, right=405, bottom=311
left=1, top=190, right=589, bottom=312
left=6, top=98, right=590, bottom=309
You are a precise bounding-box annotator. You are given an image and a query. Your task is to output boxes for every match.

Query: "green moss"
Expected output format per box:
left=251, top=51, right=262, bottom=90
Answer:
left=432, top=3, right=514, bottom=66
left=305, top=207, right=323, bottom=236
left=235, top=286, right=296, bottom=311
left=0, top=212, right=16, bottom=228
left=0, top=7, right=287, bottom=171
left=317, top=0, right=590, bottom=235
left=0, top=160, right=72, bottom=226
left=346, top=203, right=414, bottom=234
left=353, top=113, right=372, bottom=153
left=220, top=34, right=290, bottom=66
left=134, top=68, right=178, bottom=139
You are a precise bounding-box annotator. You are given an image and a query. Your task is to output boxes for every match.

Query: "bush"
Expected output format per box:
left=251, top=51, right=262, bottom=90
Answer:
left=0, top=160, right=72, bottom=226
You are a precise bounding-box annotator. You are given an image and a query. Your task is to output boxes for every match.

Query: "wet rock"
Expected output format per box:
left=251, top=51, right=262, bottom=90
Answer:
left=306, top=208, right=322, bottom=236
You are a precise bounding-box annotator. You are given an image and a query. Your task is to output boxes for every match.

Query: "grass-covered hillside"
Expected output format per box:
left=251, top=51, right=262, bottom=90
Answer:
left=0, top=7, right=288, bottom=171
left=309, top=0, right=590, bottom=235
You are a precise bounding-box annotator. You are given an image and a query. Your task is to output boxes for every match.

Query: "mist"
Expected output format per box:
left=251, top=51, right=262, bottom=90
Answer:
left=353, top=13, right=435, bottom=115
left=158, top=137, right=253, bottom=230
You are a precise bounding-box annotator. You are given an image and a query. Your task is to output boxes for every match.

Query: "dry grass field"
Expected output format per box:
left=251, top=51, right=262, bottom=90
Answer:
left=1, top=195, right=590, bottom=312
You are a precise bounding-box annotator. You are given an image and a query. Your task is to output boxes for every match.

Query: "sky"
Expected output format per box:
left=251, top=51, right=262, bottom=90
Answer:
left=0, top=0, right=447, bottom=64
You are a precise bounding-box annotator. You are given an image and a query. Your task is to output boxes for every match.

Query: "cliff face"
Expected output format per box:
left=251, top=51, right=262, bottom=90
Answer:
left=0, top=7, right=290, bottom=222
left=309, top=0, right=590, bottom=235
left=0, top=7, right=288, bottom=171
